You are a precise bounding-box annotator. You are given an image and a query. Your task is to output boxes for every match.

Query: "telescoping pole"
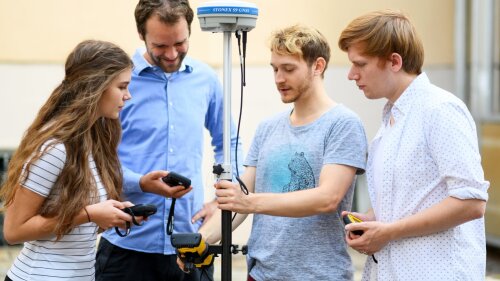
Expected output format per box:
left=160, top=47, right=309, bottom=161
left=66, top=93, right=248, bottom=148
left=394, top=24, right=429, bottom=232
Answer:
left=221, top=30, right=233, bottom=281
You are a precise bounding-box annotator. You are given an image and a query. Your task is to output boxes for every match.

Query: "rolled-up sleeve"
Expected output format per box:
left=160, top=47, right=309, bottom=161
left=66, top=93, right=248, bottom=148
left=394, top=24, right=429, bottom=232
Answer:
left=427, top=101, right=489, bottom=201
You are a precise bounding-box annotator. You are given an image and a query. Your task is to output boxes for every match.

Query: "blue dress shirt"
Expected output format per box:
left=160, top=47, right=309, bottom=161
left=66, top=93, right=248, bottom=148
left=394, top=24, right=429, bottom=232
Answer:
left=101, top=48, right=242, bottom=255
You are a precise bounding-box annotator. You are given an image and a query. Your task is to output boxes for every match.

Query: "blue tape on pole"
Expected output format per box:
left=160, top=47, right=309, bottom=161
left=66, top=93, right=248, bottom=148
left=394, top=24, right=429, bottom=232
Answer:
left=197, top=6, right=258, bottom=16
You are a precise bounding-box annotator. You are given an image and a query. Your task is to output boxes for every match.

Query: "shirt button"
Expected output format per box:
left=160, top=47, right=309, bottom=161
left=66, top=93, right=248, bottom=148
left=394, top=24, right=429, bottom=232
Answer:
left=169, top=102, right=173, bottom=106
left=169, top=149, right=173, bottom=153
left=170, top=125, right=174, bottom=129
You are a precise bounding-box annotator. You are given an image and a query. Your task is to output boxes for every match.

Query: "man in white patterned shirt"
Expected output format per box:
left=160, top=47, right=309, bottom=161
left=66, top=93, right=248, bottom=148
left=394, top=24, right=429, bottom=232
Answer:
left=338, top=10, right=490, bottom=281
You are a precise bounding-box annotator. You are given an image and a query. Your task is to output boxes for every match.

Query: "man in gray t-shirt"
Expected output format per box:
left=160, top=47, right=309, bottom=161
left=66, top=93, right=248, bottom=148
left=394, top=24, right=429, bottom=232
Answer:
left=198, top=24, right=367, bottom=281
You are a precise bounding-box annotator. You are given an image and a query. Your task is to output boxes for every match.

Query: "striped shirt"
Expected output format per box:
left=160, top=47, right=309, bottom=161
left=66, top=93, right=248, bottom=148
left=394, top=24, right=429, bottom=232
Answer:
left=7, top=142, right=107, bottom=281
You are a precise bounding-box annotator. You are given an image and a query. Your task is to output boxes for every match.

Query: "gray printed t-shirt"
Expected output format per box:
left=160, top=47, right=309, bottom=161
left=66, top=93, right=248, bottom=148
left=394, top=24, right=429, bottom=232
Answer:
left=244, top=104, right=367, bottom=281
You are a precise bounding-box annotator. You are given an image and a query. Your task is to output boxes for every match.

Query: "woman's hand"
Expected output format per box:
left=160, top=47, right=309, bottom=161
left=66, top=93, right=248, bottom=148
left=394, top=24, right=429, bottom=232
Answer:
left=85, top=200, right=134, bottom=230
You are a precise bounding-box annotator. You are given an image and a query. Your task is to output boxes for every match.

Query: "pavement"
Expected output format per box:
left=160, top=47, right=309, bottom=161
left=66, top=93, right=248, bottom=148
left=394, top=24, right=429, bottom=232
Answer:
left=1, top=245, right=499, bottom=280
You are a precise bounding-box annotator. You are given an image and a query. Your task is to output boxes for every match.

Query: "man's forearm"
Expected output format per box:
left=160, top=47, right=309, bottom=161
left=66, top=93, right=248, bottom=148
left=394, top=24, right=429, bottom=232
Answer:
left=388, top=197, right=486, bottom=241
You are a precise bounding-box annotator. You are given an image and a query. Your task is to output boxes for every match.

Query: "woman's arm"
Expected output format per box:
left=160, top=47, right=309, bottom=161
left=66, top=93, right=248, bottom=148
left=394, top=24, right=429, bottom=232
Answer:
left=3, top=186, right=134, bottom=244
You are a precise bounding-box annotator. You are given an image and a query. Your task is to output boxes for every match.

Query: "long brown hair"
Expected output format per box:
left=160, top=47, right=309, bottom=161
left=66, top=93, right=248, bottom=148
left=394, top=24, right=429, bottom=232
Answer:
left=0, top=40, right=133, bottom=238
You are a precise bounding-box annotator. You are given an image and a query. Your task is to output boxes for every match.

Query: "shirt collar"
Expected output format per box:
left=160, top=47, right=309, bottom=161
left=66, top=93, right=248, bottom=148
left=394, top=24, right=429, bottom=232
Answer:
left=132, top=47, right=193, bottom=75
left=382, top=72, right=430, bottom=125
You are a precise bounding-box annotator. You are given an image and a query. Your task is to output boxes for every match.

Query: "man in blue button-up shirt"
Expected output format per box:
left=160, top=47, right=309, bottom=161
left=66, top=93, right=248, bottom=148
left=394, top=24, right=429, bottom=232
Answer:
left=96, top=1, right=241, bottom=280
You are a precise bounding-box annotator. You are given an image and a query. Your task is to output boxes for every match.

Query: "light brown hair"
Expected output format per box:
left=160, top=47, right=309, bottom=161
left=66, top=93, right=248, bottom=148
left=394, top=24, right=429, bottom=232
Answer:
left=338, top=9, right=424, bottom=75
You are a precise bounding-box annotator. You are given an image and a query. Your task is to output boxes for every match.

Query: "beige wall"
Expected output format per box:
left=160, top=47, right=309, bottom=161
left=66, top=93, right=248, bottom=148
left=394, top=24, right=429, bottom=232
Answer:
left=0, top=0, right=454, bottom=66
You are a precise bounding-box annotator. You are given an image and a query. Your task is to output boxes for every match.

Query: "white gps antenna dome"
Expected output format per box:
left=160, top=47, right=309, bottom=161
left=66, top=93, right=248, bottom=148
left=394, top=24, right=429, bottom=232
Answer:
left=197, top=0, right=258, bottom=32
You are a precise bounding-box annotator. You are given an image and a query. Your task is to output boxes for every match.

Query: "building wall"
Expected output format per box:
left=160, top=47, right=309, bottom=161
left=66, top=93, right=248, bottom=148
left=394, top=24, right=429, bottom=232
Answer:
left=0, top=0, right=455, bottom=148
left=0, top=0, right=454, bottom=65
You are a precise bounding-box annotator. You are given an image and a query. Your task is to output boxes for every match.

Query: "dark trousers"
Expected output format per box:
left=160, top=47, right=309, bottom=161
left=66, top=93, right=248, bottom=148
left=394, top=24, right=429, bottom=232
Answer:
left=96, top=237, right=214, bottom=281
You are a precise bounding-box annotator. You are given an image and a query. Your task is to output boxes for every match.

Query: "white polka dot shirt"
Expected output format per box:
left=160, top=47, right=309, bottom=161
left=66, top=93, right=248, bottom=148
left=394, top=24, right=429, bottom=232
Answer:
left=362, top=73, right=489, bottom=281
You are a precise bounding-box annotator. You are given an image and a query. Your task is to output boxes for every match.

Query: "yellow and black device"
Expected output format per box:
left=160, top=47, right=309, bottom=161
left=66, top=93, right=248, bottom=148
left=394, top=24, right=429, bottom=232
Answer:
left=343, top=213, right=378, bottom=263
left=171, top=233, right=214, bottom=271
left=342, top=213, right=364, bottom=236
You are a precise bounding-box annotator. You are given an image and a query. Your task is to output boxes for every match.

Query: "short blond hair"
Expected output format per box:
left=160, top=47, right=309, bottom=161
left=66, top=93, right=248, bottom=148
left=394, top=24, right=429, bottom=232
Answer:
left=269, top=24, right=331, bottom=77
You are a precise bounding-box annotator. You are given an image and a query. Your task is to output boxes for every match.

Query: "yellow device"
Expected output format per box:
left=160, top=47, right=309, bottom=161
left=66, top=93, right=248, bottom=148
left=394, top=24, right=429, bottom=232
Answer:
left=171, top=233, right=214, bottom=270
left=342, top=213, right=364, bottom=235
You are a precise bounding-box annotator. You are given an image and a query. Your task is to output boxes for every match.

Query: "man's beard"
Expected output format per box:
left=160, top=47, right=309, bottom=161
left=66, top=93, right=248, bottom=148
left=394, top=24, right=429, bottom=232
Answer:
left=280, top=73, right=313, bottom=104
left=148, top=50, right=187, bottom=73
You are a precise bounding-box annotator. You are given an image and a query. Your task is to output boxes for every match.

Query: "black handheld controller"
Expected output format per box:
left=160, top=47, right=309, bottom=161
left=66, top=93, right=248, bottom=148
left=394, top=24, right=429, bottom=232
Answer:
left=122, top=204, right=157, bottom=217
left=162, top=172, right=191, bottom=189
left=162, top=172, right=191, bottom=235
left=116, top=204, right=157, bottom=237
left=342, top=213, right=364, bottom=236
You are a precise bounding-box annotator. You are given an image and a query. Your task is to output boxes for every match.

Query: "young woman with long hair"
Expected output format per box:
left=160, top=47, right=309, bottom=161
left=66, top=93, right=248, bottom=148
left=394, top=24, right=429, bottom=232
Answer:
left=1, top=39, right=136, bottom=281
